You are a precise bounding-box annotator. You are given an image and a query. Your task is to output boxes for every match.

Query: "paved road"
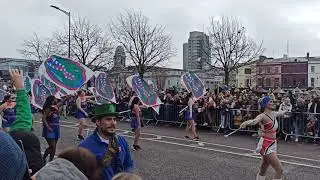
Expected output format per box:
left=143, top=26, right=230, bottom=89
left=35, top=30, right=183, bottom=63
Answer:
left=33, top=114, right=320, bottom=180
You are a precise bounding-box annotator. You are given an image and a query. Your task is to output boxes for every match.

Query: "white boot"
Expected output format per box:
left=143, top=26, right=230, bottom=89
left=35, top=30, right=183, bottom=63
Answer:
left=256, top=174, right=266, bottom=180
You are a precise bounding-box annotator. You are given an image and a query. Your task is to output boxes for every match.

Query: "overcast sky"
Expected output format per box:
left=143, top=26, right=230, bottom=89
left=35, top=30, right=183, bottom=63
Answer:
left=1, top=0, right=320, bottom=69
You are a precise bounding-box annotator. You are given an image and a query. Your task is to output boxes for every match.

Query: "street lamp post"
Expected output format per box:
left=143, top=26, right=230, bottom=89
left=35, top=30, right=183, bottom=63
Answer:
left=50, top=5, right=71, bottom=58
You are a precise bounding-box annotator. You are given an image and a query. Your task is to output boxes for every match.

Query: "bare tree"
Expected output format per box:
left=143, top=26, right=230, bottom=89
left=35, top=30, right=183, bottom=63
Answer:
left=54, top=17, right=114, bottom=71
left=18, top=17, right=113, bottom=71
left=109, top=10, right=176, bottom=78
left=18, top=33, right=62, bottom=61
left=207, top=16, right=264, bottom=85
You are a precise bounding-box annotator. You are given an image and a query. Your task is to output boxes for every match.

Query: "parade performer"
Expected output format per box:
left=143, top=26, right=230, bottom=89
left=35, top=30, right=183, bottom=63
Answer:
left=240, top=96, right=288, bottom=180
left=42, top=95, right=70, bottom=162
left=130, top=96, right=142, bottom=150
left=75, top=90, right=94, bottom=140
left=185, top=93, right=200, bottom=140
left=0, top=94, right=16, bottom=132
left=79, top=104, right=134, bottom=180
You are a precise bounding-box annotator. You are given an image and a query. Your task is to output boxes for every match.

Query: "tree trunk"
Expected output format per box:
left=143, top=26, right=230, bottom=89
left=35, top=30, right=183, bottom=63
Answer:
left=224, top=70, right=229, bottom=86
left=138, top=69, right=144, bottom=79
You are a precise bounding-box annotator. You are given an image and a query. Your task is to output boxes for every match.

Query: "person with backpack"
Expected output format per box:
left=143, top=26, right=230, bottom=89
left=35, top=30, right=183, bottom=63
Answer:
left=79, top=104, right=134, bottom=180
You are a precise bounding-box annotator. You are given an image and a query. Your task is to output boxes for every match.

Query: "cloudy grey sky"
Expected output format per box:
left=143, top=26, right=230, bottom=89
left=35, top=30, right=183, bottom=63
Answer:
left=1, top=0, right=320, bottom=69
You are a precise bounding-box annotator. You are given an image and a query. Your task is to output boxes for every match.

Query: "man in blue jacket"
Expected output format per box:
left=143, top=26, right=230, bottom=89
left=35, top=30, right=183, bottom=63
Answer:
left=79, top=104, right=134, bottom=180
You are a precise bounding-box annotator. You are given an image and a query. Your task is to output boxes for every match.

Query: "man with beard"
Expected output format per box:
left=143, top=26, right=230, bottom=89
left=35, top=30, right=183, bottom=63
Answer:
left=79, top=104, right=134, bottom=180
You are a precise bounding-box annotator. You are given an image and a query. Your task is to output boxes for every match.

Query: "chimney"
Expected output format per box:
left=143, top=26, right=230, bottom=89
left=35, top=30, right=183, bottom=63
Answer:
left=307, top=52, right=310, bottom=60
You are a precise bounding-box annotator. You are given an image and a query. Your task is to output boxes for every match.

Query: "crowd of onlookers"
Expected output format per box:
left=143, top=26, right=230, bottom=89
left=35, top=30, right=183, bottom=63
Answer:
left=77, top=86, right=320, bottom=143
left=154, top=87, right=320, bottom=143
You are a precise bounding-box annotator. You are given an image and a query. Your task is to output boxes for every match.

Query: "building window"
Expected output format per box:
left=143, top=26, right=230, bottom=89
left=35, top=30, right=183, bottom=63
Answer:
left=311, top=78, right=315, bottom=87
left=168, top=80, right=170, bottom=86
left=258, top=68, right=262, bottom=74
left=300, top=78, right=305, bottom=86
left=293, top=79, right=297, bottom=86
left=275, top=78, right=280, bottom=87
left=266, top=78, right=271, bottom=87
left=275, top=67, right=279, bottom=73
left=245, top=79, right=251, bottom=87
left=258, top=78, right=262, bottom=86
left=283, top=78, right=288, bottom=86
left=311, top=66, right=315, bottom=73
left=267, top=67, right=271, bottom=73
left=244, top=68, right=251, bottom=74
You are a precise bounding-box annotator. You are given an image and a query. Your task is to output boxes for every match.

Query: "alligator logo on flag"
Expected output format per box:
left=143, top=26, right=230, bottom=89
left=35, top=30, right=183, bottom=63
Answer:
left=94, top=72, right=116, bottom=103
left=126, top=75, right=161, bottom=114
left=31, top=79, right=52, bottom=109
left=24, top=76, right=32, bottom=93
left=180, top=72, right=206, bottom=100
left=38, top=55, right=94, bottom=95
left=88, top=87, right=109, bottom=105
left=40, top=75, right=60, bottom=98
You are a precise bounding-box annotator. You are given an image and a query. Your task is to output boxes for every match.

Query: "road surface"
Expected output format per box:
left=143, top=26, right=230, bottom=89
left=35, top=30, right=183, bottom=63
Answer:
left=32, top=114, right=320, bottom=180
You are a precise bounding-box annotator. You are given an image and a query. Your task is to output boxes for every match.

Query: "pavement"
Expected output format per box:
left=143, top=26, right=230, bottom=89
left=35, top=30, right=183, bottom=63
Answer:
left=32, top=114, right=320, bottom=180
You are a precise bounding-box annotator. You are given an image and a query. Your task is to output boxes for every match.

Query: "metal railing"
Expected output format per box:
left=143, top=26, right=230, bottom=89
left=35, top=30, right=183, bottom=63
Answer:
left=58, top=102, right=320, bottom=143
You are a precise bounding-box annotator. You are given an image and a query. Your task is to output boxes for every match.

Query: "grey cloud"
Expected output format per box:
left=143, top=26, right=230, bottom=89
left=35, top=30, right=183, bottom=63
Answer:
left=1, top=0, right=320, bottom=69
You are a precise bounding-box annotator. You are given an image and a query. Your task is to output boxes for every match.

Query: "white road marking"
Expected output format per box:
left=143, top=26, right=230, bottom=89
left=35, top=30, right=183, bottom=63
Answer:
left=37, top=120, right=320, bottom=166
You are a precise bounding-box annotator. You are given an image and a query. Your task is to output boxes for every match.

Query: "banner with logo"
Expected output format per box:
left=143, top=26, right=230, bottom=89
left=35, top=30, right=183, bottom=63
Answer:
left=31, top=79, right=52, bottom=109
left=88, top=87, right=109, bottom=105
left=94, top=71, right=116, bottom=103
left=38, top=55, right=94, bottom=95
left=40, top=75, right=60, bottom=99
left=180, top=72, right=206, bottom=100
left=126, top=75, right=161, bottom=114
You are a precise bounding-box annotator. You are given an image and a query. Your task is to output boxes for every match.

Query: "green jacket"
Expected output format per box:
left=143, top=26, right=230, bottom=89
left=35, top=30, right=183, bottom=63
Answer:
left=10, top=89, right=32, bottom=132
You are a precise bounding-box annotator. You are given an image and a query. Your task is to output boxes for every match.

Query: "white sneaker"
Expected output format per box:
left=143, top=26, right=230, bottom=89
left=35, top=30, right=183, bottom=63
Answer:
left=256, top=174, right=266, bottom=180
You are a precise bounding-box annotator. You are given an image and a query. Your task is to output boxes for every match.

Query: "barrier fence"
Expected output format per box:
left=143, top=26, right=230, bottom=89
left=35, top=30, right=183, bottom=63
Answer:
left=62, top=102, right=320, bottom=143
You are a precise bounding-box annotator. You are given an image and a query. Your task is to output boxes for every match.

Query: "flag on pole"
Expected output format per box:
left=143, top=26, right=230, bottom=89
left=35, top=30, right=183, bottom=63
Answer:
left=38, top=55, right=94, bottom=95
left=180, top=72, right=206, bottom=100
left=88, top=87, right=110, bottom=105
left=40, top=75, right=61, bottom=99
left=94, top=71, right=116, bottom=103
left=30, top=79, right=52, bottom=109
left=126, top=75, right=161, bottom=114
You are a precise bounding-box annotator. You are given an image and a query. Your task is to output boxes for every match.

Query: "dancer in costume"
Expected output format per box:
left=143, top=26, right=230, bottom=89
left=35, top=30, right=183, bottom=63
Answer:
left=130, top=96, right=142, bottom=150
left=240, top=96, right=289, bottom=180
left=75, top=90, right=94, bottom=140
left=185, top=93, right=200, bottom=140
left=42, top=95, right=70, bottom=162
left=0, top=94, right=16, bottom=132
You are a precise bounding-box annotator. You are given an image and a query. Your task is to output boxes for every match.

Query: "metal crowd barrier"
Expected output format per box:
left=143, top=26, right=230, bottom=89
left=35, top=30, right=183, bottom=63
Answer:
left=63, top=102, right=320, bottom=143
left=227, top=109, right=261, bottom=133
left=281, top=112, right=320, bottom=142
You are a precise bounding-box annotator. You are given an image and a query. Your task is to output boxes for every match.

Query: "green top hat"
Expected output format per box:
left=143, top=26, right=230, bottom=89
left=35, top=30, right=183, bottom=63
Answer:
left=91, top=104, right=119, bottom=122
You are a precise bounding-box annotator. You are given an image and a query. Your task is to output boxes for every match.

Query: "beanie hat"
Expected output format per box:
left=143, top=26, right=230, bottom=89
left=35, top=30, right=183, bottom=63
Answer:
left=259, top=96, right=271, bottom=109
left=0, top=132, right=27, bottom=180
